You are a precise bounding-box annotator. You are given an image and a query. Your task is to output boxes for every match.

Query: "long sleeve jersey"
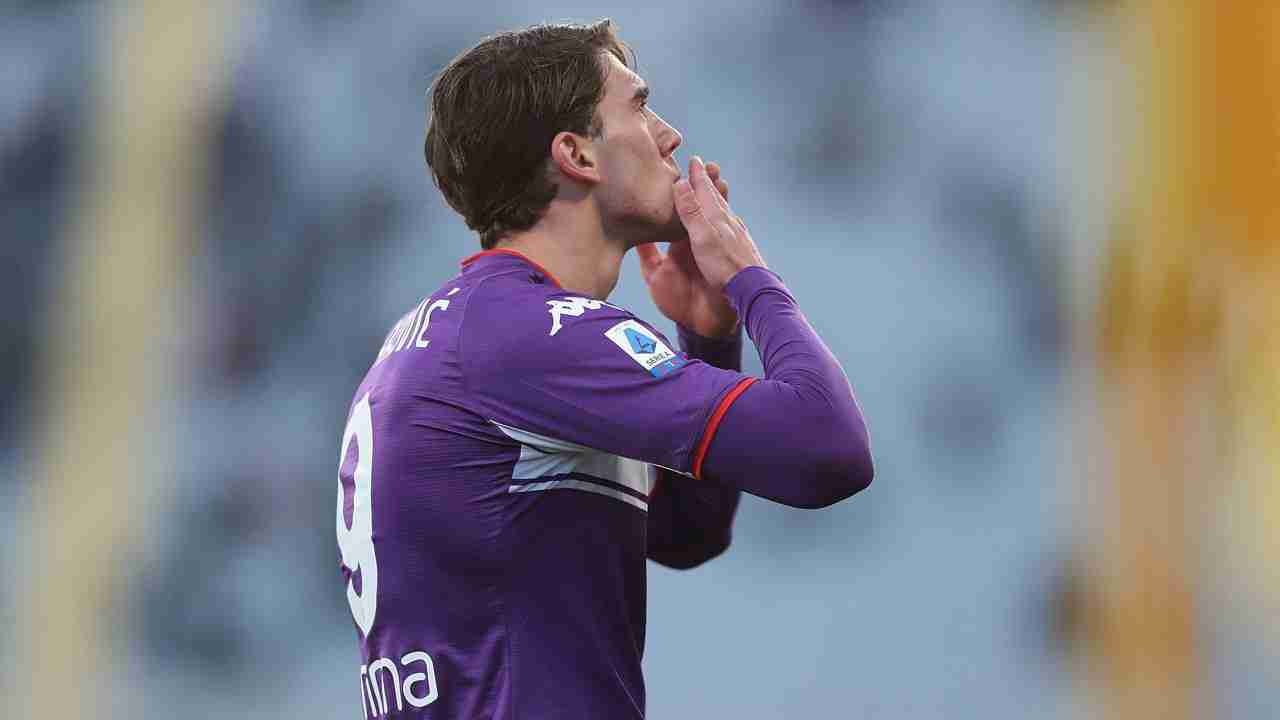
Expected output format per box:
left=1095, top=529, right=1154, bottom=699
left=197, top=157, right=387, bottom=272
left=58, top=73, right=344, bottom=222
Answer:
left=647, top=326, right=744, bottom=568
left=335, top=248, right=873, bottom=719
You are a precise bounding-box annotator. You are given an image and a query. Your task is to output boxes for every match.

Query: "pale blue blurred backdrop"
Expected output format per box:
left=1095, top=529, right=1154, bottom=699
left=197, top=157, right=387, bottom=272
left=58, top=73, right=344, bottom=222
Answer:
left=0, top=1, right=1205, bottom=718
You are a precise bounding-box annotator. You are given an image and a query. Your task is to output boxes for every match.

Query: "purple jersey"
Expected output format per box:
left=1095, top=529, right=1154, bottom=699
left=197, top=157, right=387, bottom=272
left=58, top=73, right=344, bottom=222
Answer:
left=337, top=249, right=754, bottom=718
left=337, top=249, right=873, bottom=718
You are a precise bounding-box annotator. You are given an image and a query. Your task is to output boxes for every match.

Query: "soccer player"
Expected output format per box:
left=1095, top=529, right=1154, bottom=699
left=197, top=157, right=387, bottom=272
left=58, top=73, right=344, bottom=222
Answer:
left=336, top=20, right=873, bottom=719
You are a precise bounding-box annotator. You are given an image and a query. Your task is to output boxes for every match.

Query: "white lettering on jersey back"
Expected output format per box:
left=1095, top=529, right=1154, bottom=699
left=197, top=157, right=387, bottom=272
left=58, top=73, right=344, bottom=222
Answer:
left=546, top=297, right=623, bottom=336
left=375, top=293, right=453, bottom=363
left=360, top=649, right=439, bottom=718
left=492, top=422, right=654, bottom=510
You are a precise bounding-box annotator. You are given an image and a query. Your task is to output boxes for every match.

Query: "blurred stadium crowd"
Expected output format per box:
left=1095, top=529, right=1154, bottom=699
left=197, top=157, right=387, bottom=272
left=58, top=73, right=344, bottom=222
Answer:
left=2, top=1, right=1270, bottom=718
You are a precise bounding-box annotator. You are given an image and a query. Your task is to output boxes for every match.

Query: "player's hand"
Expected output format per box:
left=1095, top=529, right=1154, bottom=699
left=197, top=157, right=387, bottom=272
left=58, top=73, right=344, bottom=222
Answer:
left=637, top=161, right=739, bottom=338
left=670, top=156, right=766, bottom=293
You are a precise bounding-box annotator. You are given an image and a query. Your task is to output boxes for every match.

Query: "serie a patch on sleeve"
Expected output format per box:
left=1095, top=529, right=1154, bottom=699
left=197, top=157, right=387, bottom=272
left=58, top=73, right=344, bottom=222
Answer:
left=604, top=320, right=686, bottom=378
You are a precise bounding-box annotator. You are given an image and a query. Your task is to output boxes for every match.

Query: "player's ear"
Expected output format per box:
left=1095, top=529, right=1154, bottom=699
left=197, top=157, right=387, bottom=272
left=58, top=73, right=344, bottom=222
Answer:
left=549, top=130, right=600, bottom=185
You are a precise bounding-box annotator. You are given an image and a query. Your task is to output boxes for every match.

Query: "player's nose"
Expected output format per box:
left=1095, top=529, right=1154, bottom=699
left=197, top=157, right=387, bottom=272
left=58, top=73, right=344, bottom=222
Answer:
left=654, top=113, right=682, bottom=158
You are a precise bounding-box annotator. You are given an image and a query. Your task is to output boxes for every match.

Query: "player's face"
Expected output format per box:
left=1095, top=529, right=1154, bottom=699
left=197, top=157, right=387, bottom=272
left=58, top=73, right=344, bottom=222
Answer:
left=591, top=54, right=685, bottom=246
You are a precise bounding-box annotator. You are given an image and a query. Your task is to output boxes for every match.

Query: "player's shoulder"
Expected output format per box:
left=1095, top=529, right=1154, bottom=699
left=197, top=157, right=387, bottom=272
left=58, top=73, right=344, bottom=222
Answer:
left=462, top=269, right=635, bottom=352
left=465, top=279, right=691, bottom=392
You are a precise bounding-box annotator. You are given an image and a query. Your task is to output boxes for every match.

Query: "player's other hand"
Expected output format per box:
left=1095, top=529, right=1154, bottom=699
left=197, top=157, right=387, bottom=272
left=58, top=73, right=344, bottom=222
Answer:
left=637, top=160, right=740, bottom=338
left=671, top=155, right=767, bottom=292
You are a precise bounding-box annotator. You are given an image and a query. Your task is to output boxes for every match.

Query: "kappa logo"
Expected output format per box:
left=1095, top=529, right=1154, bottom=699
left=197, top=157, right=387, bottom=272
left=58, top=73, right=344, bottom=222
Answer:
left=547, top=297, right=621, bottom=336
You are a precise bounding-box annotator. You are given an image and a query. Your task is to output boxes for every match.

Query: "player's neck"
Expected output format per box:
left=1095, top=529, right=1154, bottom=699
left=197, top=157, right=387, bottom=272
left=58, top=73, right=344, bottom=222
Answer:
left=496, top=210, right=626, bottom=300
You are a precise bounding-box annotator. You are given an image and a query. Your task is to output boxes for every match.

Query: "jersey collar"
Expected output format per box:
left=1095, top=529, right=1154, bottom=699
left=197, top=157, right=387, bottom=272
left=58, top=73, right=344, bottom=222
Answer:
left=460, top=248, right=563, bottom=289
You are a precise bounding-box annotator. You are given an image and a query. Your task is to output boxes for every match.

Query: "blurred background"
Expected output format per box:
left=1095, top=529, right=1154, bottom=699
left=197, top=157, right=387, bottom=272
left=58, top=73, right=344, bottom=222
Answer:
left=1, top=1, right=1276, bottom=718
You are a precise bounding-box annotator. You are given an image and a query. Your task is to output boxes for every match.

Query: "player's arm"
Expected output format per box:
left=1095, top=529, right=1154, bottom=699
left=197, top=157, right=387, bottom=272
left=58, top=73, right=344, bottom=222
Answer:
left=665, top=155, right=874, bottom=508
left=461, top=284, right=870, bottom=509
left=690, top=267, right=873, bottom=507
left=647, top=328, right=743, bottom=569
left=462, top=152, right=872, bottom=509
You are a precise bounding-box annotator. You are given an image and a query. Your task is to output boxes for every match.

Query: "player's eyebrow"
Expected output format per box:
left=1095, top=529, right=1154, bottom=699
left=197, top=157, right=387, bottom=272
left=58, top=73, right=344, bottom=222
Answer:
left=632, top=84, right=649, bottom=105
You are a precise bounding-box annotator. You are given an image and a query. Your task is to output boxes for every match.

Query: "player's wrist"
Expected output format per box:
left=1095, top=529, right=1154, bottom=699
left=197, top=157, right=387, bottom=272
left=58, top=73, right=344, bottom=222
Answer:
left=678, top=323, right=743, bottom=372
left=681, top=296, right=740, bottom=338
left=722, top=266, right=791, bottom=327
left=722, top=265, right=775, bottom=292
left=709, top=251, right=767, bottom=291
left=678, top=318, right=741, bottom=343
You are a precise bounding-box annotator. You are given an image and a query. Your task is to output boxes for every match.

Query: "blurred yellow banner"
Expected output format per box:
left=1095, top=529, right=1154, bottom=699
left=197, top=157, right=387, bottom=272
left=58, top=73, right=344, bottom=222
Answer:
left=1086, top=3, right=1279, bottom=719
left=15, top=2, right=236, bottom=718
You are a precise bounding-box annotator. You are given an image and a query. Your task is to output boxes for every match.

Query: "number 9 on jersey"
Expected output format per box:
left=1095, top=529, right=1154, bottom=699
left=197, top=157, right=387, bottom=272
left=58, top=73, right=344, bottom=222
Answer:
left=337, top=394, right=378, bottom=636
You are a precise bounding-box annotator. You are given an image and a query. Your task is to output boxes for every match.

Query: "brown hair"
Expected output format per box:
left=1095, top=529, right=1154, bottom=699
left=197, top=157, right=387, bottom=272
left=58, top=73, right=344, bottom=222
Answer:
left=425, top=20, right=633, bottom=249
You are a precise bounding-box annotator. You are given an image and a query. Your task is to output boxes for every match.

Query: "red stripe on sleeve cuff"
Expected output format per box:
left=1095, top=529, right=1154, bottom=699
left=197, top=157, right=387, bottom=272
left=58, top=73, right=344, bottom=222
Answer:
left=692, top=377, right=756, bottom=480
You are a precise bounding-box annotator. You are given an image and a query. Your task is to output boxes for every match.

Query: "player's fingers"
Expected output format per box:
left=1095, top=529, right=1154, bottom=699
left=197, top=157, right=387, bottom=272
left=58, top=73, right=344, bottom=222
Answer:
left=704, top=161, right=729, bottom=200
left=690, top=156, right=728, bottom=213
left=673, top=176, right=706, bottom=224
left=635, top=242, right=664, bottom=277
